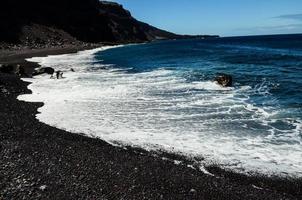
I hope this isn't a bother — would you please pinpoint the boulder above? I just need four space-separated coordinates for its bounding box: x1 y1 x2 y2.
214 74 232 87
33 67 55 76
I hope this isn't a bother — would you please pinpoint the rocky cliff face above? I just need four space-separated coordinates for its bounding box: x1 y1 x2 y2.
0 0 186 46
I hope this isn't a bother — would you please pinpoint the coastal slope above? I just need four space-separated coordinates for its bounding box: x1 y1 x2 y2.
0 0 217 48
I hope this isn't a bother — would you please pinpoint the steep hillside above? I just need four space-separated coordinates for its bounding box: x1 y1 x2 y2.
0 0 209 47
0 0 218 47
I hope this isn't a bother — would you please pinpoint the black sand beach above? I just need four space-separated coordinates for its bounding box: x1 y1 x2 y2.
0 47 302 199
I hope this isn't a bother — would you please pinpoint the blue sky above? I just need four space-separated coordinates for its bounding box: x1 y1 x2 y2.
106 0 302 36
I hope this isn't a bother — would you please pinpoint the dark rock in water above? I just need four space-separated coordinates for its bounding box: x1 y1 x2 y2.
214 74 233 87
70 68 75 72
33 67 55 76
43 67 55 75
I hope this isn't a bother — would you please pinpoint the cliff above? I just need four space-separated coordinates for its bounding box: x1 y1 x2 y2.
0 0 218 47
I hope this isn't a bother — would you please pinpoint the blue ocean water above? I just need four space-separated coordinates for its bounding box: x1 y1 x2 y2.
97 35 302 119
97 34 302 136
20 34 302 176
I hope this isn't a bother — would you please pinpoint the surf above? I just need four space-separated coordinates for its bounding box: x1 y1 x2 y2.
18 37 302 177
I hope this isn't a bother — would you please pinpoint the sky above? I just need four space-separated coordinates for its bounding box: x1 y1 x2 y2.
106 0 302 36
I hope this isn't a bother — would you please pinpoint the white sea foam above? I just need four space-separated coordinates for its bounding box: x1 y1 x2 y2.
18 46 302 177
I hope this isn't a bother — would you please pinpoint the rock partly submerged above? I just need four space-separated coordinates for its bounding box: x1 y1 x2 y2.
32 67 55 76
214 73 233 87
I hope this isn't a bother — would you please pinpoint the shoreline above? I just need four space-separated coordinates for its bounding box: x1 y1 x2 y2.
0 44 104 74
1 46 302 199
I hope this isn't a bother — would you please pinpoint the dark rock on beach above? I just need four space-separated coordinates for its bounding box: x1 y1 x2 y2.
0 64 29 77
0 64 17 74
32 67 55 76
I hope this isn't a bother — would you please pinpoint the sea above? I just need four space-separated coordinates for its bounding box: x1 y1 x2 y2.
19 34 302 177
